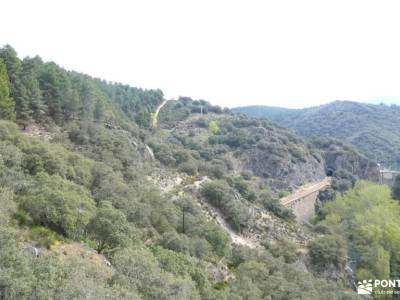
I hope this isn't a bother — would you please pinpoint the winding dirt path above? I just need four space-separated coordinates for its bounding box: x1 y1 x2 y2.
201 200 258 248
191 177 259 248
152 100 169 128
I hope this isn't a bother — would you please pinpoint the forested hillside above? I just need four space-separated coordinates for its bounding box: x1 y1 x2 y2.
0 46 382 299
0 45 163 128
234 101 400 169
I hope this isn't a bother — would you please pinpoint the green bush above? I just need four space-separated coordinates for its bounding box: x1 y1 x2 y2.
28 226 60 248
20 173 96 238
86 201 133 253
261 194 295 221
14 210 30 226
265 238 299 263
201 180 230 207
178 160 198 175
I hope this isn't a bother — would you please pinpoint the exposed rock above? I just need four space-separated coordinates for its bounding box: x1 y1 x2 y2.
323 145 380 182
242 148 326 190
206 261 234 282
24 243 39 257
145 144 155 160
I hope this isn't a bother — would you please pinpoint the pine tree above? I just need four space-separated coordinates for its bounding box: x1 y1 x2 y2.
0 59 16 120
62 88 80 120
79 80 96 120
38 63 63 124
94 99 105 121
0 45 21 93
20 57 46 124
14 81 32 128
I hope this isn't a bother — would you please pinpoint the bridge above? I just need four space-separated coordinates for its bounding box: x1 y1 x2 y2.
281 177 332 221
379 169 400 186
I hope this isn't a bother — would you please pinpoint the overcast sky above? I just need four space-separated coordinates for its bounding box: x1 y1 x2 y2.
1 0 400 108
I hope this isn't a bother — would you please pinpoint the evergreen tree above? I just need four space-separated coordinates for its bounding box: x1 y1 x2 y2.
38 63 63 124
61 84 80 121
79 80 96 119
94 99 105 121
14 81 32 128
0 60 15 120
20 57 46 124
0 45 167 127
0 45 21 93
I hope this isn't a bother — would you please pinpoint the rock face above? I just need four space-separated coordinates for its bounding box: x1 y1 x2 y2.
242 148 326 190
24 244 39 257
323 145 380 182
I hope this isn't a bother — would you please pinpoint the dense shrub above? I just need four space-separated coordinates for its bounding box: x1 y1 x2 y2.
87 201 133 253
260 193 295 221
201 180 251 231
309 235 347 270
28 226 60 248
178 160 198 175
20 173 96 238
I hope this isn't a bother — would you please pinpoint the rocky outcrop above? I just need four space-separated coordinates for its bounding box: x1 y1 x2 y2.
241 148 326 191
323 145 380 182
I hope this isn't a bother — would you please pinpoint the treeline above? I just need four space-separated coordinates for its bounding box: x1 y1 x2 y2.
0 45 163 127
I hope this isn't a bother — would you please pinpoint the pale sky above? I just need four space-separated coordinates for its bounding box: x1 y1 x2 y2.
1 0 400 108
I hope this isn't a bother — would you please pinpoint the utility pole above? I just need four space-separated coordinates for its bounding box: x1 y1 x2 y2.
182 203 188 234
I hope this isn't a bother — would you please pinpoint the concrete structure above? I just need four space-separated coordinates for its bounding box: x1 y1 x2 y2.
281 177 332 221
379 170 400 186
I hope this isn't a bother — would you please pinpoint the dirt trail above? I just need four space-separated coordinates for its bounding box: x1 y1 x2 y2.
190 177 259 248
145 144 155 160
152 100 169 128
280 177 332 206
202 200 258 248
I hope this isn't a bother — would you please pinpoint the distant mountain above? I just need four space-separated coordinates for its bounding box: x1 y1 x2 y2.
366 97 400 106
232 105 303 119
234 101 400 169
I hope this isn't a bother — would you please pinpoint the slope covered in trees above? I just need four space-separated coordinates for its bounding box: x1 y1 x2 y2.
0 119 360 299
0 46 379 299
0 45 163 128
234 101 400 169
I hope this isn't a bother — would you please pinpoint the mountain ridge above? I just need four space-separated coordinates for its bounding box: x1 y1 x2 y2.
234 100 400 169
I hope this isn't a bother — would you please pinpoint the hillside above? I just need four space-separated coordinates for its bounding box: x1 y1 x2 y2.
0 47 379 299
234 101 400 169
